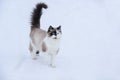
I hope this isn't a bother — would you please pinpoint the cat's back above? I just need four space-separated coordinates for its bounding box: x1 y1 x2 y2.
30 28 47 41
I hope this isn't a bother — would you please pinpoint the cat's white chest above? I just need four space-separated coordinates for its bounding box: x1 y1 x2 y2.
44 37 60 54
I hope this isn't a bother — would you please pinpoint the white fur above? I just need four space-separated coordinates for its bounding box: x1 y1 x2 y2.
30 33 61 68
43 36 61 67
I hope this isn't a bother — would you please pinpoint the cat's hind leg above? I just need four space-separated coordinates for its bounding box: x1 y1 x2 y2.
29 41 39 60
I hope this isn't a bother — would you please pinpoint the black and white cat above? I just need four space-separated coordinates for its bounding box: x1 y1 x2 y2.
29 3 62 67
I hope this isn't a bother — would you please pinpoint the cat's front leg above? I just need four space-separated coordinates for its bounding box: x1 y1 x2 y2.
50 54 56 68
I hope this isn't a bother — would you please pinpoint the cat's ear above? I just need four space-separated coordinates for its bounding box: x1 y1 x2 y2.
49 25 54 29
57 25 61 30
48 25 54 32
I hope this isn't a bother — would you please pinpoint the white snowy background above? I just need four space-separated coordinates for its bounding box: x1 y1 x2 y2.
0 0 120 80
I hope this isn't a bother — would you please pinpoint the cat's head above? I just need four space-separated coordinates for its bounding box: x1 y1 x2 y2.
47 25 62 39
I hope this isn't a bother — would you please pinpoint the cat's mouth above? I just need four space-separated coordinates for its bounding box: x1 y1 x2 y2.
53 37 61 40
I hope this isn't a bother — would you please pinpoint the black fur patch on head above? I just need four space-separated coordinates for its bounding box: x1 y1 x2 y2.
47 25 62 37
47 26 56 37
50 31 57 36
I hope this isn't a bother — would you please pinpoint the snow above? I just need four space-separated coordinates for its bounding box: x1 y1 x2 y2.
0 0 120 80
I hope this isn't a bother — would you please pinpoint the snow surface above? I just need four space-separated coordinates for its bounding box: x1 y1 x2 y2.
0 0 120 80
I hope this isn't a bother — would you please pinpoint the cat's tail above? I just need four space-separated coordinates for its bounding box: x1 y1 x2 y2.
31 3 47 29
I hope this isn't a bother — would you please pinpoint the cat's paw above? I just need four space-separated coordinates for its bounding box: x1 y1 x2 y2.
32 57 37 60
50 64 56 68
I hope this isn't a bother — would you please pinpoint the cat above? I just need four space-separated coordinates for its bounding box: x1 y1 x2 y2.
29 3 62 68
